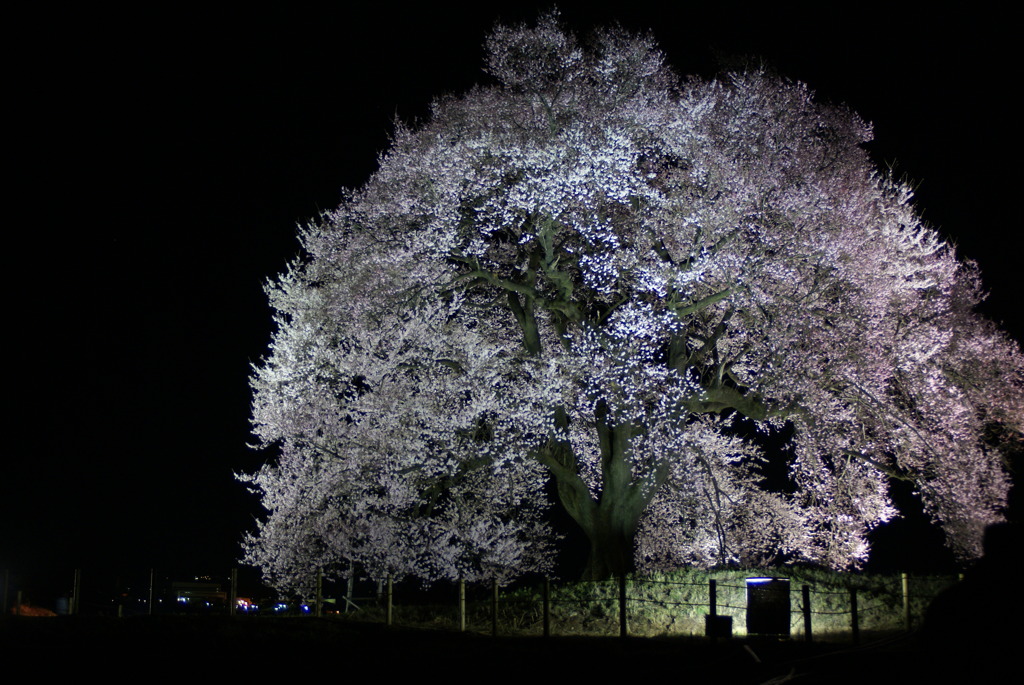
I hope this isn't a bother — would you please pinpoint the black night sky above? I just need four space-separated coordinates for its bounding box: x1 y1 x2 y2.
5 4 1019 592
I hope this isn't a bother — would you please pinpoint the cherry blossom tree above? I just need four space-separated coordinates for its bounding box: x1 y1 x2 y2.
242 13 1023 587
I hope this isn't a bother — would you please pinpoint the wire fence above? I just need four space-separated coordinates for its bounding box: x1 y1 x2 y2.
1 565 961 643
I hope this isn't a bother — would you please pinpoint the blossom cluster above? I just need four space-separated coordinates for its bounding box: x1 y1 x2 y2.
243 13 1021 588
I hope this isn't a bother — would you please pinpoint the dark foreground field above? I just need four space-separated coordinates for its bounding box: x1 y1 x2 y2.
0 616 1010 683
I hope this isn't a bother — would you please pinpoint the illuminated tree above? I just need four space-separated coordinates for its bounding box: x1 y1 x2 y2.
242 14 1022 586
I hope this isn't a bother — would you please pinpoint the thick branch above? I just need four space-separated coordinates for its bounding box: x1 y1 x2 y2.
670 288 733 318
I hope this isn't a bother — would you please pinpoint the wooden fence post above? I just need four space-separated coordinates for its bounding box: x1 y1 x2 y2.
458 579 466 632
148 568 155 616
346 562 355 613
618 574 628 638
72 569 81 616
542 577 550 638
491 578 499 637
230 568 238 616
386 577 393 627
315 568 323 617
849 587 859 644
902 572 911 632
706 578 719 641
802 585 812 642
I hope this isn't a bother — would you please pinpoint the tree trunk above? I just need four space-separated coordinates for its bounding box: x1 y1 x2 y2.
580 507 641 581
551 404 664 580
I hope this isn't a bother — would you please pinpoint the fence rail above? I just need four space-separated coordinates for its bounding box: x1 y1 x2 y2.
2 565 960 643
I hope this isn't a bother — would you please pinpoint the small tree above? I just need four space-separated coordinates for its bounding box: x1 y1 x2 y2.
242 13 1022 586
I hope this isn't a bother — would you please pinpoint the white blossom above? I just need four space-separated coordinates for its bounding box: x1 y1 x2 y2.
242 16 1022 587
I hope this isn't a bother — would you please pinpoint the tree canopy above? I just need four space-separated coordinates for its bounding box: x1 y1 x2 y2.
241 14 1023 590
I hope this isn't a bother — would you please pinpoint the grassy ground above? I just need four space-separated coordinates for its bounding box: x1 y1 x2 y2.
0 614 1003 683
3 569 998 681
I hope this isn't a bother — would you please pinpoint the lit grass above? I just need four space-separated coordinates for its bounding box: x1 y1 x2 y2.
325 568 958 638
